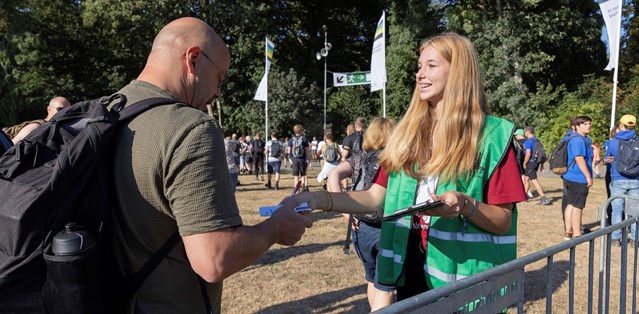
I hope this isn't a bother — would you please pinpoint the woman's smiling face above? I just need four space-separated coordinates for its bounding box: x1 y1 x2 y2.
416 45 450 108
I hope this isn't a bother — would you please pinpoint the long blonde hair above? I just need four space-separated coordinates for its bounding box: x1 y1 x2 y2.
363 117 395 151
379 33 489 183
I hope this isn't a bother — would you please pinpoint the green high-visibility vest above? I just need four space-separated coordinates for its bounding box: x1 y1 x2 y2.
378 116 518 289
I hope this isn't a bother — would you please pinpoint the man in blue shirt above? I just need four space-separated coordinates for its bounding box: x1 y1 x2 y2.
523 126 551 205
563 116 593 240
605 114 638 246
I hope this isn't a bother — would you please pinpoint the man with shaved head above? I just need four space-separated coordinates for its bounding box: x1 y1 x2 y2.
6 96 71 143
108 17 312 312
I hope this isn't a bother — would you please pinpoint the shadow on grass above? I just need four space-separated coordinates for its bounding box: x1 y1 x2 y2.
254 284 369 314
524 260 570 302
249 240 346 268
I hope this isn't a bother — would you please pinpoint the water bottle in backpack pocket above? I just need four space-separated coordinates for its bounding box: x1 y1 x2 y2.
42 223 116 313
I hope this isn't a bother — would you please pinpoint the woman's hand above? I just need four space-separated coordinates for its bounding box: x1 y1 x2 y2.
429 192 469 218
431 192 513 234
281 191 332 212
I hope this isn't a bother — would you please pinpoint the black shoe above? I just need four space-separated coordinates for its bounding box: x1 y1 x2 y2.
265 183 272 189
538 197 550 206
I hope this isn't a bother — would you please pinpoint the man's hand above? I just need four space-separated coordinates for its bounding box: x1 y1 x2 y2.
270 202 313 245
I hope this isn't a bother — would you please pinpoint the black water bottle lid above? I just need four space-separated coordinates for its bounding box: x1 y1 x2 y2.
51 222 96 256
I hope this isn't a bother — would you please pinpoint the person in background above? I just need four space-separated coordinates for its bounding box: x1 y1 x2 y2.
107 17 311 312
282 136 291 168
522 126 550 205
562 116 593 240
605 114 638 246
244 135 253 174
592 142 602 179
311 136 319 162
341 117 367 162
251 132 266 181
326 117 396 311
287 124 310 192
316 129 341 190
264 132 283 190
316 136 326 168
287 32 525 302
5 96 71 144
224 135 239 192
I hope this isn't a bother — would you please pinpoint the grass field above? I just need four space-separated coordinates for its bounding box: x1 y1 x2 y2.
221 163 634 313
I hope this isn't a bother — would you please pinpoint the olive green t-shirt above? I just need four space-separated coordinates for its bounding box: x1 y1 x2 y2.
110 80 242 313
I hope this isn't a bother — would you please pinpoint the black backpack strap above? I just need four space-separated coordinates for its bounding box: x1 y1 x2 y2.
111 96 183 122
197 276 213 313
124 231 180 298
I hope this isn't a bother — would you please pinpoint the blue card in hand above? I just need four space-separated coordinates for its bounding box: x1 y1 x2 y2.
259 202 312 216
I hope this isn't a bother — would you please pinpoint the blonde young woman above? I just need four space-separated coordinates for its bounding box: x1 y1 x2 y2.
287 33 526 302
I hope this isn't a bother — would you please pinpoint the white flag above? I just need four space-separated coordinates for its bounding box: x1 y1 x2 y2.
599 0 622 71
254 38 275 101
370 12 386 92
254 74 268 101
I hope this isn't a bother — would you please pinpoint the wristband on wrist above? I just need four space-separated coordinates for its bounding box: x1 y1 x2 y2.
322 190 333 212
460 197 477 235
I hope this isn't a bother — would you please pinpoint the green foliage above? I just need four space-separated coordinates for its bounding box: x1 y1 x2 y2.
327 85 379 141
0 0 638 142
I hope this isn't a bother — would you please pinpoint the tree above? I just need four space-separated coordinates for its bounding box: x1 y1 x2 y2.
385 0 442 120
245 67 322 138
443 0 607 128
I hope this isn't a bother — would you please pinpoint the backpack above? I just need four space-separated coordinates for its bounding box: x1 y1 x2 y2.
512 139 525 174
351 132 363 155
269 140 281 158
533 140 547 164
229 140 239 158
617 137 639 178
324 143 339 163
549 137 576 175
252 139 265 153
353 150 383 224
2 119 46 139
292 136 305 158
0 95 183 313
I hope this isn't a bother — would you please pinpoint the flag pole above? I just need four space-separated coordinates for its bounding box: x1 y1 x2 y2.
264 37 269 139
609 0 622 130
383 83 386 117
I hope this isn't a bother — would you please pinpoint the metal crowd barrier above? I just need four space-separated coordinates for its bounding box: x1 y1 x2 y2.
374 195 639 314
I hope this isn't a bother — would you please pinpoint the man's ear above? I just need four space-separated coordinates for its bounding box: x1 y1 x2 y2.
185 46 201 73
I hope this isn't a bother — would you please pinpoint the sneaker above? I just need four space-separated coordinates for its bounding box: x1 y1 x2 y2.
563 232 572 241
527 191 534 198
538 197 550 206
274 182 279 190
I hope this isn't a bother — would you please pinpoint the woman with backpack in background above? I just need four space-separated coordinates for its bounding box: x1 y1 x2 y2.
286 32 526 304
326 117 396 311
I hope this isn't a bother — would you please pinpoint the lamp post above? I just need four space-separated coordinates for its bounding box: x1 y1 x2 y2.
316 25 331 131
